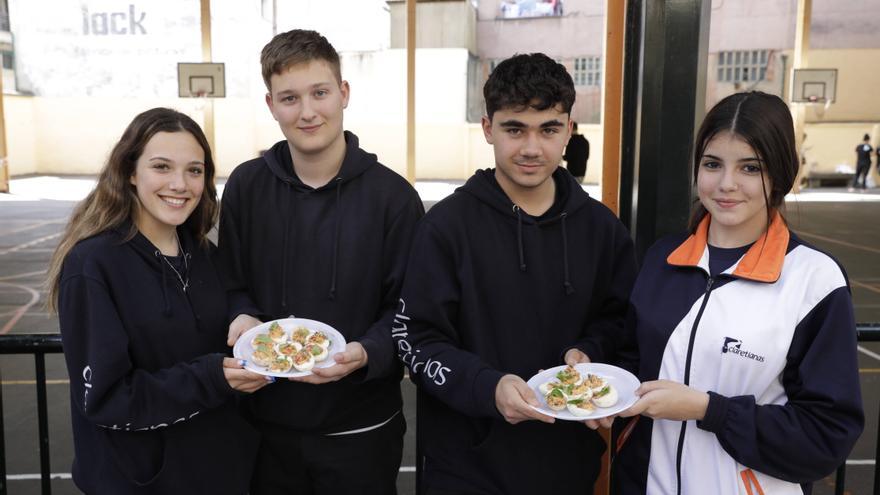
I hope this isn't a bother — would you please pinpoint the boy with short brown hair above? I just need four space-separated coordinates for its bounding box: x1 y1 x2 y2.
218 29 423 494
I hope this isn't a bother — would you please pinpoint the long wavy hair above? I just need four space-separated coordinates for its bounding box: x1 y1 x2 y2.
688 91 799 232
46 108 218 312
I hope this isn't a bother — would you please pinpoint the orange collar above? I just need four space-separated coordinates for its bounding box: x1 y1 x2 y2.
667 212 789 283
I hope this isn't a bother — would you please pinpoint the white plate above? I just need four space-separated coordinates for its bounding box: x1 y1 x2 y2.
232 318 347 378
526 363 640 421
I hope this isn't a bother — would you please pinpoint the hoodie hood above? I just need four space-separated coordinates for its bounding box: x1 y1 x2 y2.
459 167 589 294
261 131 380 304
263 130 377 190
458 167 590 221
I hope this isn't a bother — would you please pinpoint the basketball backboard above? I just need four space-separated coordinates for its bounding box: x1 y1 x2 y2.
791 69 837 103
177 63 226 98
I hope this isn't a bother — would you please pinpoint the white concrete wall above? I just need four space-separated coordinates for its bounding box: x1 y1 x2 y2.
390 1 477 53
477 0 604 60
4 95 37 176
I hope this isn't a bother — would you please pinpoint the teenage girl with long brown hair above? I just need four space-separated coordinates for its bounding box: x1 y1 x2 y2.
48 108 269 494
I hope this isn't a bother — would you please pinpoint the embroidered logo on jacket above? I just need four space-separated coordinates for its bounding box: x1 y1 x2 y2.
721 337 765 363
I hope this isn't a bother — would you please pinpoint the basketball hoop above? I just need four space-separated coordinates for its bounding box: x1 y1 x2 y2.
193 90 209 111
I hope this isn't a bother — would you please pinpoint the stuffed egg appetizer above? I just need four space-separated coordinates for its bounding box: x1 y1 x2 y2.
268 322 286 343
251 346 276 367
292 349 315 372
276 341 302 357
566 397 596 416
251 333 274 349
555 365 583 386
268 356 293 373
566 380 593 400
545 388 567 411
307 331 331 349
539 380 563 396
591 385 619 408
584 373 608 394
306 343 329 362
291 327 311 346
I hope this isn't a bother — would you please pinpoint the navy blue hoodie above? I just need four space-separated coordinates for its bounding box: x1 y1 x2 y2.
58 225 258 494
394 168 638 494
217 131 424 433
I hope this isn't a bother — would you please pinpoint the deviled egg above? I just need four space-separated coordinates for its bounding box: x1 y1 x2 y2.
251 346 275 367
545 388 567 411
292 349 315 372
268 322 286 343
555 365 582 386
268 356 293 373
566 397 596 416
591 385 619 408
306 343 329 362
276 341 302 357
307 331 331 349
251 333 274 349
291 327 311 346
539 380 563 396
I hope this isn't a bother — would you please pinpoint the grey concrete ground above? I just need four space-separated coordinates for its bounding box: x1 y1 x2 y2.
0 179 878 494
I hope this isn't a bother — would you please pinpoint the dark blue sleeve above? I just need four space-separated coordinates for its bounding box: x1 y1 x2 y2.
394 221 505 419
59 272 234 430
358 191 425 381
697 287 864 482
216 171 263 322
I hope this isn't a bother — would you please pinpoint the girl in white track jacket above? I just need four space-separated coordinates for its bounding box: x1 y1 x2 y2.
614 92 864 495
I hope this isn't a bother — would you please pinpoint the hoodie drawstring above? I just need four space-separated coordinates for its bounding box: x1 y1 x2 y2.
513 205 526 272
560 212 574 295
328 177 343 300
514 206 575 295
281 183 294 309
155 250 172 316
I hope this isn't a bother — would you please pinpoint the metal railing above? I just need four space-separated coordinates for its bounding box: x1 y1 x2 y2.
1 326 879 495
0 333 62 495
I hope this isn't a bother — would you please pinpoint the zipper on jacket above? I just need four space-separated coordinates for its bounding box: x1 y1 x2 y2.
675 275 714 495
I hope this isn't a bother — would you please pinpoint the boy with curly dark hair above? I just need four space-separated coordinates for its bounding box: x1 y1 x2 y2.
394 53 638 494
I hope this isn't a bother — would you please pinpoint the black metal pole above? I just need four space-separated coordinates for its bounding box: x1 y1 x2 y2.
834 464 846 495
874 399 879 495
0 364 6 495
622 0 712 260
34 353 51 494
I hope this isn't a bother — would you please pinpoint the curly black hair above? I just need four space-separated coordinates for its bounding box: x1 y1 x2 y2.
483 53 576 120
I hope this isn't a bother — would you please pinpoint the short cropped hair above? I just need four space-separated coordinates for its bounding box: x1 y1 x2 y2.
260 29 342 91
483 53 576 120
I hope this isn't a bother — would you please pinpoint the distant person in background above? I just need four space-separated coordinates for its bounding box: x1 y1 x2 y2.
564 121 589 183
851 133 873 190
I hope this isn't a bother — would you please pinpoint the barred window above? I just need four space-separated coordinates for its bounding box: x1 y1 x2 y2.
717 50 768 83
573 57 601 87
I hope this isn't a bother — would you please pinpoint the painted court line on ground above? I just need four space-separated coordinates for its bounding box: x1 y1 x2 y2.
797 230 880 255
0 232 63 256
0 270 47 282
859 346 880 362
0 282 40 334
852 280 880 294
0 218 67 237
